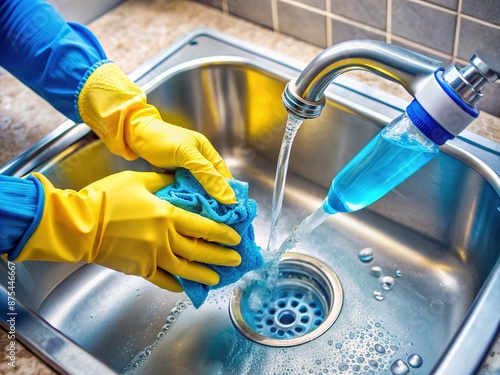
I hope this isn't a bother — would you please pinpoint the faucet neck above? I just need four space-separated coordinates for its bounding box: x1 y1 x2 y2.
283 40 443 120
283 39 499 144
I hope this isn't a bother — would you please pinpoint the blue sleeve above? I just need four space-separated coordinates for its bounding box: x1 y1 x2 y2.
0 0 111 123
0 175 44 260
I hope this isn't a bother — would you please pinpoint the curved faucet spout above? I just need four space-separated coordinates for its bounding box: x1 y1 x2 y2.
282 39 443 119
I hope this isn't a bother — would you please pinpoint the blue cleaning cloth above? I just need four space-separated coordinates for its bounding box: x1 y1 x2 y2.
155 168 263 308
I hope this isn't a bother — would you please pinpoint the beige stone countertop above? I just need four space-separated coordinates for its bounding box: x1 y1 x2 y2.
1 0 499 374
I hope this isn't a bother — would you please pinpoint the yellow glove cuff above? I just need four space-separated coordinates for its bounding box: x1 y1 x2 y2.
78 63 150 160
14 173 99 263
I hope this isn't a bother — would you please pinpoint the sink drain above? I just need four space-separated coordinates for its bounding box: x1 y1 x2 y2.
229 253 343 347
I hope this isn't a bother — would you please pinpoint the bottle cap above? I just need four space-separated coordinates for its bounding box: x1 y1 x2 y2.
414 51 499 140
406 99 453 145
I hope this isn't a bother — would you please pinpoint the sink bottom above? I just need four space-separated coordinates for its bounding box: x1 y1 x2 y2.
113 157 474 374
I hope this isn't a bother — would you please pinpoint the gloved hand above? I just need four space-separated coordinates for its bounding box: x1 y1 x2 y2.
14 171 242 292
78 63 237 205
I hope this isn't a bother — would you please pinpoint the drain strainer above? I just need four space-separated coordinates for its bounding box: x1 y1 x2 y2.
230 253 343 347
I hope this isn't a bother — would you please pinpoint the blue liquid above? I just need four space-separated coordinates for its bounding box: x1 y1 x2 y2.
324 115 439 214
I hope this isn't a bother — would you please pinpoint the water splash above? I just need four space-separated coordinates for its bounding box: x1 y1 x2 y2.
122 300 191 374
247 206 331 310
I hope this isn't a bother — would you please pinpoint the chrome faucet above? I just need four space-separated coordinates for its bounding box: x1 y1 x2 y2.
282 39 498 120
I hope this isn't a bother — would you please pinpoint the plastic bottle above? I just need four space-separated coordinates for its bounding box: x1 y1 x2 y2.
323 52 498 215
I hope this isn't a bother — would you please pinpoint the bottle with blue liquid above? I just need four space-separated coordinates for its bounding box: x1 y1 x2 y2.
323 52 499 215
276 52 498 263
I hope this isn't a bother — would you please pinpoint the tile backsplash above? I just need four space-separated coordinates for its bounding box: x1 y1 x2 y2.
195 0 500 117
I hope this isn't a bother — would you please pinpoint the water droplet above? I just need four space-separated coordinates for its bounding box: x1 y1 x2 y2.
373 291 385 301
338 363 349 371
390 359 409 375
395 270 402 277
357 356 365 363
368 360 379 369
335 343 343 349
408 354 423 368
381 276 395 290
352 365 361 371
374 344 386 354
171 308 181 317
370 266 382 277
358 247 374 262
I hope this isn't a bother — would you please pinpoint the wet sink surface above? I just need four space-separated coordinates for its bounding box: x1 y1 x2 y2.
1 29 499 374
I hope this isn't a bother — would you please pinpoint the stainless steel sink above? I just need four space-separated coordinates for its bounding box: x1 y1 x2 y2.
1 28 499 375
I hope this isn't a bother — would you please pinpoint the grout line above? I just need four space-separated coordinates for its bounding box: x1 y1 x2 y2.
386 0 392 43
279 0 387 37
328 12 388 37
403 0 500 30
221 0 228 14
407 0 457 15
278 0 328 15
272 0 279 32
325 0 332 46
452 0 462 61
391 35 452 60
455 57 469 65
265 0 485 64
460 13 500 30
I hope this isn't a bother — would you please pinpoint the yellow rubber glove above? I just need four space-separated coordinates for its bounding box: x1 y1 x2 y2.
78 63 236 205
14 171 242 292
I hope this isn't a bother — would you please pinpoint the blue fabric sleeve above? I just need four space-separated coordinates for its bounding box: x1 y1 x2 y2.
0 175 45 260
0 0 110 123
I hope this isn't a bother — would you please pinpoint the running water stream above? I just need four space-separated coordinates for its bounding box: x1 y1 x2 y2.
245 114 334 310
266 113 303 253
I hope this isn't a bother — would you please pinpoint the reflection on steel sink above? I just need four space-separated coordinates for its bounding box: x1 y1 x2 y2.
1 28 499 375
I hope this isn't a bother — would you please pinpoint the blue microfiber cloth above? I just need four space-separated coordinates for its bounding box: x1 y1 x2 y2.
155 168 263 308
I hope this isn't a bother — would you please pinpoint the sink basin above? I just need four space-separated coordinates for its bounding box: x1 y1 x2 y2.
1 28 499 375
